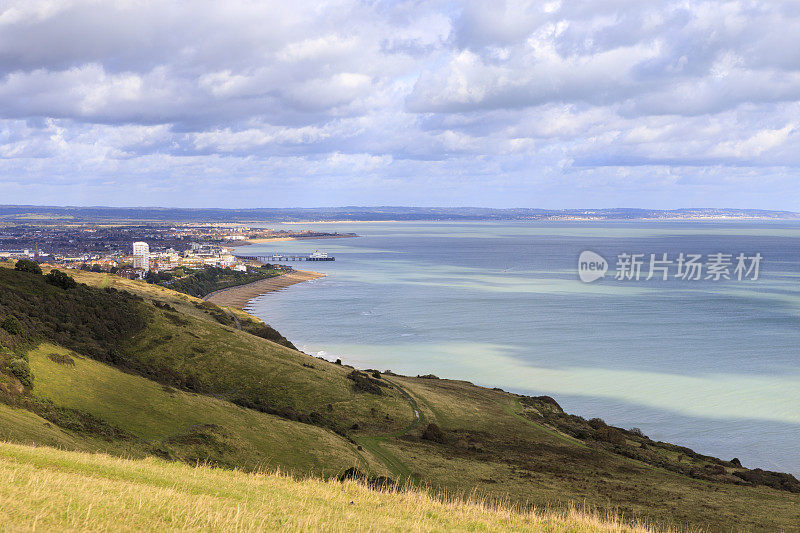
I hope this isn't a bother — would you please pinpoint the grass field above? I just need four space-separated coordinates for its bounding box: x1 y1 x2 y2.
0 442 656 532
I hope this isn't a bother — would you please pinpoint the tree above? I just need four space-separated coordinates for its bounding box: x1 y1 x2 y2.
9 358 33 388
44 269 78 290
14 259 42 275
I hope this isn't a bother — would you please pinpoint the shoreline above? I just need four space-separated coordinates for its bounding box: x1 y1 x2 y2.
239 234 357 245
204 270 325 308
198 259 798 480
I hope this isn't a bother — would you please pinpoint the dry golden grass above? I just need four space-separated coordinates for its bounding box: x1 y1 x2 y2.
0 441 661 532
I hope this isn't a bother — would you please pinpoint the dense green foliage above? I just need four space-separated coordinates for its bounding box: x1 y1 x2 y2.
1 316 22 335
44 269 78 290
0 268 148 361
239 315 297 350
9 358 32 387
14 259 42 275
164 266 281 298
144 270 173 284
347 370 387 395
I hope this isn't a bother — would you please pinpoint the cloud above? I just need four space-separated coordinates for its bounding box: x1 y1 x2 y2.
0 1 800 208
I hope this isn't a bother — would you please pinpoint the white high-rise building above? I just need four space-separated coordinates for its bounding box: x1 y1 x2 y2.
132 241 150 270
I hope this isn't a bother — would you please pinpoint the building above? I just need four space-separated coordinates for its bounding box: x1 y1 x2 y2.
132 241 150 270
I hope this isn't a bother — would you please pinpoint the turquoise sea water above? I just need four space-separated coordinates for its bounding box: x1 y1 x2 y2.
242 221 800 475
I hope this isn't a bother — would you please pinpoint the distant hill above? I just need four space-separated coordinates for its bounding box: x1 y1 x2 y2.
0 205 798 222
1 264 798 531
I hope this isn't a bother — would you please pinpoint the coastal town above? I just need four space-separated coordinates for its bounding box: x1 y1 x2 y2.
0 222 350 279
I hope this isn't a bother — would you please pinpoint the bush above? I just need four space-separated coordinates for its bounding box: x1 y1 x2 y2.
48 352 75 366
346 370 385 395
44 269 78 290
421 423 447 443
593 426 627 446
1 316 22 335
733 468 800 493
241 320 296 350
337 467 395 490
587 417 607 429
9 358 33 388
15 259 42 275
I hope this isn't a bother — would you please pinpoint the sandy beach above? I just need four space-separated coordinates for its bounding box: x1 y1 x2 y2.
204 270 325 308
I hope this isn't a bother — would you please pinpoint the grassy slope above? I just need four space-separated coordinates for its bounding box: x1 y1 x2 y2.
1 266 798 531
0 402 124 455
28 343 382 476
385 376 800 532
0 442 653 532
69 270 413 435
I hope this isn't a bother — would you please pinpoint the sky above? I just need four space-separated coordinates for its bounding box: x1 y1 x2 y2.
1 0 799 210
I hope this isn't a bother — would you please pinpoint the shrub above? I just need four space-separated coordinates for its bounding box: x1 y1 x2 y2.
14 259 42 275
9 358 33 388
337 467 396 490
629 427 646 438
594 426 627 446
421 423 447 443
1 316 23 335
534 395 562 411
153 301 177 312
733 468 800 493
587 417 607 429
346 370 385 395
44 269 78 290
47 352 75 366
241 320 296 349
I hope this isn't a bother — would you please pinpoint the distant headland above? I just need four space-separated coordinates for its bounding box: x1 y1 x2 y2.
1 205 799 223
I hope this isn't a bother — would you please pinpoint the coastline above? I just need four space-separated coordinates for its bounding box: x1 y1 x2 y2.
240 234 356 245
204 270 325 308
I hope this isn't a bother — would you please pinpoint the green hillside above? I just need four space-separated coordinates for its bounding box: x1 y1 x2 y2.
28 343 381 475
1 263 798 531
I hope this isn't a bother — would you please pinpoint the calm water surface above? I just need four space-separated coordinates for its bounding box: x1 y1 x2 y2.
242 221 800 474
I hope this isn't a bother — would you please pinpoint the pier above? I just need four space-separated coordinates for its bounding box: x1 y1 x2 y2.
237 251 335 262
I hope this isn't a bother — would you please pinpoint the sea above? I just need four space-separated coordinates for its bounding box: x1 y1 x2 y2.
240 221 800 475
